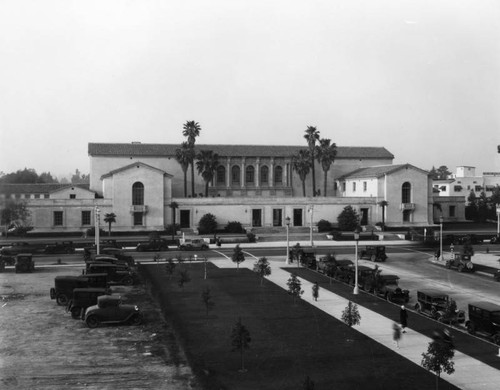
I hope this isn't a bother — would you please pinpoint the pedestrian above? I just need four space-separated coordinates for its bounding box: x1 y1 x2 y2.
392 322 401 348
312 282 319 301
216 237 222 247
400 305 408 333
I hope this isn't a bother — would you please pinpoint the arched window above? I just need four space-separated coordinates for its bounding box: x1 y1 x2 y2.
260 165 269 186
216 165 226 185
246 165 255 184
132 182 144 205
231 165 240 185
402 182 411 203
274 166 283 185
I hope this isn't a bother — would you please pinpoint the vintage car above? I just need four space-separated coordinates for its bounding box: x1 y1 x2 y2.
50 273 109 305
66 287 110 319
345 265 377 290
373 274 410 304
316 254 337 274
178 238 209 251
136 239 169 252
84 263 138 286
331 259 355 281
85 255 131 270
298 250 316 269
445 253 474 273
100 239 123 249
0 242 33 256
15 253 35 273
98 247 135 266
44 241 76 254
84 295 142 328
359 246 388 262
465 301 500 345
414 290 465 324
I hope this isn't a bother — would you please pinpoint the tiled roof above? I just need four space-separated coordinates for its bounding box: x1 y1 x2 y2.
0 183 91 194
338 164 429 180
88 143 394 160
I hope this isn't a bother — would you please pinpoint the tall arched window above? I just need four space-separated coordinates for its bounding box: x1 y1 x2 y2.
274 166 283 185
402 182 411 203
231 165 240 185
246 165 255 184
216 165 226 185
132 182 144 205
260 166 269 186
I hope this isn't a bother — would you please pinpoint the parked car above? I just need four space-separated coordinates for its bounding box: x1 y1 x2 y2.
331 259 355 281
15 253 35 273
465 301 500 345
345 265 377 290
44 241 76 254
373 274 410 304
359 245 387 262
1 242 33 256
316 254 337 274
98 247 135 266
50 273 109 305
445 253 474 273
66 287 110 319
136 239 169 252
100 239 123 249
84 263 138 286
178 238 209 251
490 235 500 244
85 254 131 269
84 295 142 328
414 290 465 324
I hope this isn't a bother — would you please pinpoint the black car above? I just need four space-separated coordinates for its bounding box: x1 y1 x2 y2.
359 246 387 262
44 241 76 254
466 301 500 345
136 239 169 252
85 263 138 286
67 287 110 319
15 253 35 273
1 242 33 256
50 273 109 306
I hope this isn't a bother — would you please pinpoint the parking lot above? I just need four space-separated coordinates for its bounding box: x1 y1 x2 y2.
0 264 197 390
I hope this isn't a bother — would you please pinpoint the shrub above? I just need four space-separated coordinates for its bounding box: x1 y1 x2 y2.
337 206 360 231
86 227 106 237
246 232 256 243
225 221 244 233
317 219 332 232
198 213 218 235
164 223 180 235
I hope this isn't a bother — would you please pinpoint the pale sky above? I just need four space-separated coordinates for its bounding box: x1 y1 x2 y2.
1 0 499 179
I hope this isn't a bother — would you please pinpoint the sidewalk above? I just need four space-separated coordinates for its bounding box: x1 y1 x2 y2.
210 250 500 390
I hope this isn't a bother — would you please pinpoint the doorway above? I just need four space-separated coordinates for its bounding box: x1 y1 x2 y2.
293 209 303 226
252 209 262 227
180 210 190 228
272 209 283 227
360 208 368 226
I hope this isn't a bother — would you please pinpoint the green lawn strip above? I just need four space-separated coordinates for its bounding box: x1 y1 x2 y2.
291 267 500 370
141 263 459 390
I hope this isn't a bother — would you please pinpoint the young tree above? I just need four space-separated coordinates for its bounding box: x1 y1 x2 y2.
421 340 455 390
292 150 311 197
287 273 303 304
231 317 251 372
201 286 215 320
1 199 31 236
337 205 360 231
195 150 220 197
103 213 116 236
182 120 201 197
177 269 191 289
232 244 245 271
253 257 271 285
304 126 320 196
316 138 337 196
341 301 361 327
165 258 176 279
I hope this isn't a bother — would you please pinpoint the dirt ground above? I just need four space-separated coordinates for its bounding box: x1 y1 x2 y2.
0 263 199 390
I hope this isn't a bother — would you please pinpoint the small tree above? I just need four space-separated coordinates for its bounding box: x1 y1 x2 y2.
103 213 116 236
1 199 31 237
232 244 245 271
341 301 361 327
198 213 218 234
253 257 271 285
231 317 251 372
287 273 303 304
165 258 176 279
201 286 215 320
421 340 455 390
337 205 360 231
177 269 191 289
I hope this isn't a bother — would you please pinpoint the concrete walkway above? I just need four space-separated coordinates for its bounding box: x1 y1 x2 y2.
210 246 500 390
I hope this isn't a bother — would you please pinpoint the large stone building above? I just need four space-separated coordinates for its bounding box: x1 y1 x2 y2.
1 142 435 234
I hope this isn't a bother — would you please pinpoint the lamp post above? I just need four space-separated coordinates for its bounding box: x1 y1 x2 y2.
309 205 314 247
353 227 360 295
285 216 291 265
496 204 500 238
439 216 443 262
95 206 100 255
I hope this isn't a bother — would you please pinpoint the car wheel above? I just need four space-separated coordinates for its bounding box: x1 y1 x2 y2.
123 276 134 286
466 322 476 334
370 254 376 262
457 264 464 272
445 261 451 269
56 294 68 306
86 315 100 328
71 307 81 319
414 303 421 313
387 292 394 302
129 314 142 326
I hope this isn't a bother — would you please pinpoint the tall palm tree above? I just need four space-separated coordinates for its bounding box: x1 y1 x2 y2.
304 126 320 196
316 138 337 197
175 142 194 197
182 121 201 197
196 150 220 197
292 150 311 197
103 212 116 236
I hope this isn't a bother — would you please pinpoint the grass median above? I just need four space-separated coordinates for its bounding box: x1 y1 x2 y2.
141 261 458 390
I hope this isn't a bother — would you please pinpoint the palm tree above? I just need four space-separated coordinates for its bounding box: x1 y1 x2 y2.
182 121 201 197
292 150 311 197
378 200 388 231
169 202 178 240
195 150 220 197
304 126 320 196
103 213 116 236
316 138 337 196
175 142 194 197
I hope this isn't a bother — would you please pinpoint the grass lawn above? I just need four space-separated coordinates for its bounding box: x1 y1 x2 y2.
141 262 459 390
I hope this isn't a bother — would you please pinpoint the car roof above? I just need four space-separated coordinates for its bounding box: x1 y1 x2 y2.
98 295 121 303
73 287 108 293
379 274 399 280
469 301 500 312
417 289 448 297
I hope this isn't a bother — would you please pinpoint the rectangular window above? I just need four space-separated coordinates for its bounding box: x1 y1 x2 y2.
53 211 63 226
363 182 367 192
44 194 49 199
342 182 346 192
352 182 356 192
449 206 456 218
34 194 40 199
133 212 143 226
474 185 482 192
82 210 91 225
70 194 76 199
453 185 462 192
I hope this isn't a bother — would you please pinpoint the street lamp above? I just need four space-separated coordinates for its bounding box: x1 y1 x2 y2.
95 206 100 255
308 205 314 247
285 216 291 265
353 226 361 295
439 215 444 262
496 204 500 238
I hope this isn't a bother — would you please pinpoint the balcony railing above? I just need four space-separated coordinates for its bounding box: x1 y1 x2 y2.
400 203 415 211
130 205 148 214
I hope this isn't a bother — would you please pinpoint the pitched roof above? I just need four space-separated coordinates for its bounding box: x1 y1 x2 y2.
0 183 91 195
88 143 394 160
101 162 172 179
338 164 429 180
